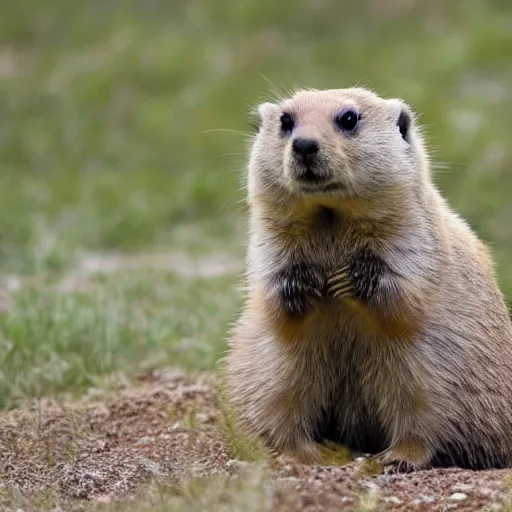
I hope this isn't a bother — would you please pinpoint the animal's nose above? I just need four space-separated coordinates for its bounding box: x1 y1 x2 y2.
292 138 319 157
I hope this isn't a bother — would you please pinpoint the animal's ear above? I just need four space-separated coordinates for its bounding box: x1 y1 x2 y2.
387 99 415 143
257 102 278 119
249 102 278 133
397 109 412 142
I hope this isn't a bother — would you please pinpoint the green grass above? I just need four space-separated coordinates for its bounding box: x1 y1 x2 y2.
0 0 512 406
0 271 240 408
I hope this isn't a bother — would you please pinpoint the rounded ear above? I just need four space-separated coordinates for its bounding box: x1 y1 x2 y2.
387 99 415 143
248 102 278 132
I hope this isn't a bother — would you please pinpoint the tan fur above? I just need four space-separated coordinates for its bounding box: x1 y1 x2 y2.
226 88 512 469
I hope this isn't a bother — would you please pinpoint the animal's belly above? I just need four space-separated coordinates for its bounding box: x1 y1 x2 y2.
313 396 387 454
311 348 390 455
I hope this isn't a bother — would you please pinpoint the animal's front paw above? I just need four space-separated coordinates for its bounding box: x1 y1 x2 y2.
326 265 354 299
273 263 324 317
327 248 388 302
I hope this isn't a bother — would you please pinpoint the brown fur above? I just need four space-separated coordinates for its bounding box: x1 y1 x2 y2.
225 87 512 470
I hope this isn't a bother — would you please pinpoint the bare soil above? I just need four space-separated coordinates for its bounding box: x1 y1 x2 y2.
0 370 510 511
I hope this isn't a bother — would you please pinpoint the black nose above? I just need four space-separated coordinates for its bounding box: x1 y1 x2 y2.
292 138 319 157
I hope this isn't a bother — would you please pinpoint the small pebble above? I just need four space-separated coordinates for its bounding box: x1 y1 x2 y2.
196 412 210 423
412 495 435 505
453 483 473 492
448 492 467 501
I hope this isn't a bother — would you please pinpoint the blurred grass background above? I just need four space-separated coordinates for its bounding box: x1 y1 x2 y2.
0 0 511 406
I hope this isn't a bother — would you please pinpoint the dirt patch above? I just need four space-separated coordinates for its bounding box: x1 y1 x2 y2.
0 249 242 297
0 371 511 510
57 250 243 292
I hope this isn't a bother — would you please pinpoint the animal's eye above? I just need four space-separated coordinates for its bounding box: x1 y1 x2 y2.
280 112 294 133
335 110 360 132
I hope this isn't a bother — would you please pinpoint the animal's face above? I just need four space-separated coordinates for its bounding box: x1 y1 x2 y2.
248 88 424 203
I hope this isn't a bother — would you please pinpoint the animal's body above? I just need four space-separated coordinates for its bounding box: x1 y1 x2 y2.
226 88 512 470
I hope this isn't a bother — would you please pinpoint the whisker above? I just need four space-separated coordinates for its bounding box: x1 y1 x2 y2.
197 128 251 137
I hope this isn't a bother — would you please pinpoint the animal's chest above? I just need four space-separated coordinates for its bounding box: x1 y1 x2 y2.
297 226 365 271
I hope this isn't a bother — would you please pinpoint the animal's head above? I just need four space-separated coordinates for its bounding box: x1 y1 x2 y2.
248 88 428 205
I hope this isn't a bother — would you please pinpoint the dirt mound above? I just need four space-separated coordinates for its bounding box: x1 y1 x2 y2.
0 371 510 510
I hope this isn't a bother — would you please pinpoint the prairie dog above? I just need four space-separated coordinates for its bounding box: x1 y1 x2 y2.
226 87 512 470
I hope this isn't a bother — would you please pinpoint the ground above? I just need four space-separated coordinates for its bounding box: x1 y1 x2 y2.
1 369 511 511
2 0 512 510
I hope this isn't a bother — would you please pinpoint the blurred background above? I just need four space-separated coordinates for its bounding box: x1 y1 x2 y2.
0 0 511 406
